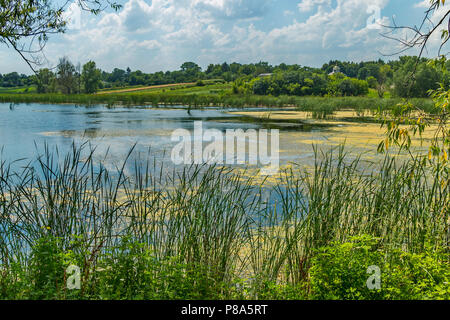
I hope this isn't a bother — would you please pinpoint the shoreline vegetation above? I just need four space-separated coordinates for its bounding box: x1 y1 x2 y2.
0 90 436 115
0 56 443 112
1 56 443 124
0 144 448 300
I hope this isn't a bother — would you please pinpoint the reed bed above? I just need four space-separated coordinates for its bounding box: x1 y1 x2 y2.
0 93 435 114
0 144 448 299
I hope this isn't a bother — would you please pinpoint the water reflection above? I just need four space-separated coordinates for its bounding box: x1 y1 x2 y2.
0 103 423 179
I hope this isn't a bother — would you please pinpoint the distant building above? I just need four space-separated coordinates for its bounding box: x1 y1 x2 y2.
328 65 345 76
258 73 273 78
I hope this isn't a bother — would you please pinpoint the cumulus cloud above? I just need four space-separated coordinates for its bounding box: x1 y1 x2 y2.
193 0 271 19
414 0 430 9
5 0 435 74
298 0 331 13
121 0 153 32
251 0 392 63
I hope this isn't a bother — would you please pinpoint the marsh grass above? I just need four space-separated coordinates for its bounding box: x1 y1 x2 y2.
0 143 448 299
0 91 435 116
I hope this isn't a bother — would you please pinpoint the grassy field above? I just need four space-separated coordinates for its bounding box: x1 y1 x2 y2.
0 144 448 300
0 86 36 94
97 82 197 94
367 88 392 99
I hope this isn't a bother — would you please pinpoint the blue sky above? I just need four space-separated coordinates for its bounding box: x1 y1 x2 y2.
0 0 444 74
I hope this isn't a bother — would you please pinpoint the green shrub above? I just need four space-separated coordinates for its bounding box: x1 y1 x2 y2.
28 235 81 299
383 245 450 300
310 235 450 300
310 235 385 300
0 261 28 299
196 80 205 87
253 281 308 300
95 237 157 299
94 237 225 300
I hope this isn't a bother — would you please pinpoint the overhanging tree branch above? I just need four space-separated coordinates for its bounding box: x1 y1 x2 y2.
0 0 122 75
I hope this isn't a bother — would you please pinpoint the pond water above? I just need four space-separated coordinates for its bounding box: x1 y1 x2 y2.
0 103 414 179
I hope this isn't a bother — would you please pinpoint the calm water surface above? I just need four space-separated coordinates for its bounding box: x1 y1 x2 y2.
0 103 384 177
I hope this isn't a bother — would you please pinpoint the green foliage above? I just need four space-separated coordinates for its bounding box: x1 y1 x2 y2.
93 236 233 300
383 245 450 300
367 76 378 89
380 57 449 162
310 236 386 300
310 236 450 300
0 145 448 300
56 57 78 94
235 69 368 97
0 72 30 87
6 55 450 100
29 235 67 299
17 234 84 300
95 237 179 300
195 79 206 87
82 61 101 94
0 260 29 299
334 77 369 96
36 68 56 93
376 65 393 98
393 56 441 98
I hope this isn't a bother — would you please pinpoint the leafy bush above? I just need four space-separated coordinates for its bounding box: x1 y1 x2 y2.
383 245 450 300
27 235 82 299
94 237 229 300
309 235 385 300
310 236 450 300
393 57 441 97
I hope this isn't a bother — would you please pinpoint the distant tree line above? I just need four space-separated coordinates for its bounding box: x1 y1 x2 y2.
0 56 448 97
0 72 33 87
32 57 102 94
233 69 369 97
234 56 449 98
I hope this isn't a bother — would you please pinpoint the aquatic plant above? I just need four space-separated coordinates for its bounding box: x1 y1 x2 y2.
0 144 448 299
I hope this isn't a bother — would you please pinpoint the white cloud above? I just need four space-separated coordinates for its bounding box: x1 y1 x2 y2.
258 0 392 62
1 0 411 74
193 0 271 19
414 0 430 9
298 0 331 13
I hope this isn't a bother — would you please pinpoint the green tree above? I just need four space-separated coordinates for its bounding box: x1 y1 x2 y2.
82 61 101 93
109 68 126 85
240 64 255 76
393 58 440 98
376 65 392 98
36 68 55 93
366 76 377 89
56 56 76 94
381 0 449 162
338 78 356 96
180 62 201 73
1 72 22 87
252 78 270 95
0 1 121 73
